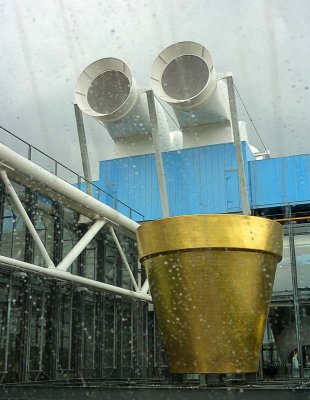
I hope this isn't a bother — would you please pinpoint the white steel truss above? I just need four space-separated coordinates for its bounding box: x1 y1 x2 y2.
0 143 151 302
0 169 56 269
57 219 107 272
109 226 140 292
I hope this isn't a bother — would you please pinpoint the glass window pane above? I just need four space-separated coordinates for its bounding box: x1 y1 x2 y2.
267 305 298 378
0 274 9 373
59 288 72 371
299 305 310 373
104 298 115 368
84 245 96 280
33 202 55 266
62 207 79 275
294 234 310 290
8 282 24 381
83 299 95 370
273 236 292 293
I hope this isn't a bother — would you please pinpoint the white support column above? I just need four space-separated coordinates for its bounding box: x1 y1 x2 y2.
57 219 106 271
146 90 170 218
0 169 55 269
0 255 152 302
109 226 139 292
141 279 149 294
74 104 93 197
225 75 251 216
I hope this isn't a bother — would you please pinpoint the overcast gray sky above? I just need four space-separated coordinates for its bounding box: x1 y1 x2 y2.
0 0 309 179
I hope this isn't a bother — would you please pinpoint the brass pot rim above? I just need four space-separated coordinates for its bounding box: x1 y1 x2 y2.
137 214 283 261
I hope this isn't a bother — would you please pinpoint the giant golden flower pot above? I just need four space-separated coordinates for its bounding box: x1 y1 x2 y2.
137 214 283 374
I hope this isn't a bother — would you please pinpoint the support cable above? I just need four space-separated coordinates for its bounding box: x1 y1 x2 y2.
233 84 268 153
153 93 181 130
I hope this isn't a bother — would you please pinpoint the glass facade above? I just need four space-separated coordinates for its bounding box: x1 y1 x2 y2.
0 181 309 383
0 181 165 383
262 222 310 379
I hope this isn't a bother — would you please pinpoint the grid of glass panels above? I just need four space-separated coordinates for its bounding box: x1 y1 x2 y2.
0 181 156 383
0 181 309 382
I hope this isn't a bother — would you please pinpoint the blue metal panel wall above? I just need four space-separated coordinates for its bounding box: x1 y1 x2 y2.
249 154 310 208
99 155 162 219
99 142 252 220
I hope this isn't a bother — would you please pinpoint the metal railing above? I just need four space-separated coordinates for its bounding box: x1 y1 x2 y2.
0 125 144 221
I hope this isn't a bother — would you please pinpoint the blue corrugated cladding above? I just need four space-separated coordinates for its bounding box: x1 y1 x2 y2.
99 142 253 221
249 154 310 208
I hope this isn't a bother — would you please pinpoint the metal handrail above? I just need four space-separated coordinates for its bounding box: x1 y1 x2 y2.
0 124 144 221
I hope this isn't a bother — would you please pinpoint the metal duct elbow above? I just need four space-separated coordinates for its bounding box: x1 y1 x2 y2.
150 41 230 129
75 58 151 140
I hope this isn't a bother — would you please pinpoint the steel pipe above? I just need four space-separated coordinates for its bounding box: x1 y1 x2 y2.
0 143 140 233
75 57 172 154
0 255 152 302
57 220 107 271
75 57 153 140
0 169 55 269
140 279 149 295
109 226 139 292
150 41 230 129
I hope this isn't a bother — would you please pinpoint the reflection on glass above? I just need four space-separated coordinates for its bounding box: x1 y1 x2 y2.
273 236 292 293
83 298 95 370
299 305 310 377
62 207 79 275
0 181 158 382
84 245 96 280
33 196 54 267
8 283 23 381
121 301 132 374
29 283 46 373
0 194 26 261
104 236 117 285
294 234 310 290
268 305 298 378
104 298 116 369
58 288 72 372
0 274 8 373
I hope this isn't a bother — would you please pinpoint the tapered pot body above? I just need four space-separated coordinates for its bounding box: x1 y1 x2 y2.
137 214 283 374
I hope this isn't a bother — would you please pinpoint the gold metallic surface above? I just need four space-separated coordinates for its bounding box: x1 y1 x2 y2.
138 214 283 261
137 214 283 374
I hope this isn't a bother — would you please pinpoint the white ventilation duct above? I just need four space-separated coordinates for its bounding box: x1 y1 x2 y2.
75 57 151 139
150 41 230 130
75 57 173 156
